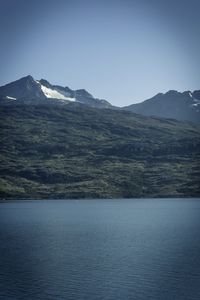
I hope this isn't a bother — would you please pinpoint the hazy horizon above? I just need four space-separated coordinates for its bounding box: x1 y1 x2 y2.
0 0 199 106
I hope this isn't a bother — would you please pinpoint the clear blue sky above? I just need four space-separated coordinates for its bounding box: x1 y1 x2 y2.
0 0 199 106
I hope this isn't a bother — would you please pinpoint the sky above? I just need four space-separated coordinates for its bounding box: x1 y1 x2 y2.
0 0 200 106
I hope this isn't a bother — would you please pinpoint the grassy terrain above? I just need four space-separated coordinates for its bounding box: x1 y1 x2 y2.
0 103 200 199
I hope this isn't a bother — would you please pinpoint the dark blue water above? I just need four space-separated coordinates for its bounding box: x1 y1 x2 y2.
0 199 200 300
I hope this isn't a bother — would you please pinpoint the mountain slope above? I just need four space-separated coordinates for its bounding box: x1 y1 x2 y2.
0 103 199 199
123 90 200 123
0 75 112 108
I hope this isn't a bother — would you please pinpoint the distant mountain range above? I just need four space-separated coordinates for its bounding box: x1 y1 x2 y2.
0 75 200 123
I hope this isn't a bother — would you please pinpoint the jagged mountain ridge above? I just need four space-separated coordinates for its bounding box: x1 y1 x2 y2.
0 76 200 122
0 75 112 109
123 90 200 123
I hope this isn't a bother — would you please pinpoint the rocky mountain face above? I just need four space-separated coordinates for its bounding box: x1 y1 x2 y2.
0 75 44 99
0 76 200 123
123 90 200 123
0 75 112 109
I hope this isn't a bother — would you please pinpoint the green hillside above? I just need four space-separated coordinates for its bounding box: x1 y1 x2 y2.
0 103 200 199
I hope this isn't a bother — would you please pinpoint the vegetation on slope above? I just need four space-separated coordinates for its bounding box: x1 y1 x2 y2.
0 103 200 199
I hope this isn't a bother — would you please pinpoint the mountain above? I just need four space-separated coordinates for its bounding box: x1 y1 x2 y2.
0 103 199 199
123 90 200 123
1 76 200 123
0 75 112 109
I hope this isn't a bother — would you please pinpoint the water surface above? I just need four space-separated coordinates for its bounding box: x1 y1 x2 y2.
0 198 200 300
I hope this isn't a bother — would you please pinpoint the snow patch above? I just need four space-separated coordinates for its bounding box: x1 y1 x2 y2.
6 96 16 100
37 82 75 101
41 84 74 100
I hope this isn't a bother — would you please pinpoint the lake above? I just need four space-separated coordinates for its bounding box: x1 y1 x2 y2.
0 199 200 300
